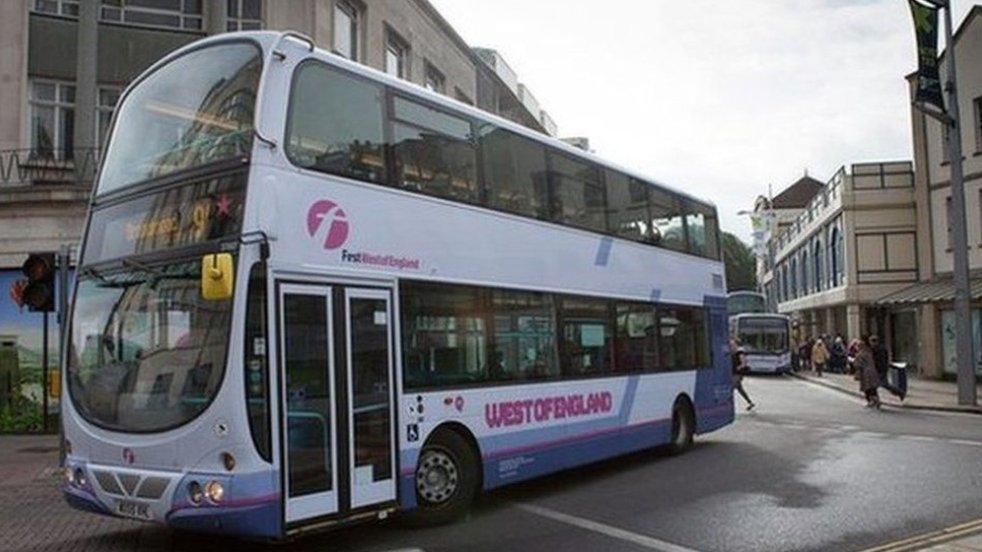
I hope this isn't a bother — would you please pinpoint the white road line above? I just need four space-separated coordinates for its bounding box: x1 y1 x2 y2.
898 435 938 443
515 503 699 552
948 439 982 446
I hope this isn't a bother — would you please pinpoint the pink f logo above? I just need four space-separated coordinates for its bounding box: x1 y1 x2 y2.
307 200 349 250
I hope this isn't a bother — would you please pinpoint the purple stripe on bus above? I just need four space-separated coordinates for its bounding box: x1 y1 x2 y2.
594 236 614 266
482 416 670 461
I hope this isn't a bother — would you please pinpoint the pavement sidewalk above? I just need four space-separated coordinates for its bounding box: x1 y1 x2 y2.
791 370 982 415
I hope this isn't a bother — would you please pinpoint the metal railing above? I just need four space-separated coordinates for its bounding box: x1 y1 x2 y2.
0 148 100 188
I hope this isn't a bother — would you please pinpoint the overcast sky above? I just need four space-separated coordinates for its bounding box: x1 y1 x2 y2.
429 0 975 242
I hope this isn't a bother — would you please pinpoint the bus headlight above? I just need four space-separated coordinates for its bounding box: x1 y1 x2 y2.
204 480 224 504
64 467 75 486
74 468 86 487
188 481 204 505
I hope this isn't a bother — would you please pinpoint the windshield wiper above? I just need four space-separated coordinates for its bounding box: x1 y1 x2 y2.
81 266 109 284
122 258 165 281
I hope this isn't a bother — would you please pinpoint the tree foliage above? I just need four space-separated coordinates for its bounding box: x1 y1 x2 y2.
722 232 757 292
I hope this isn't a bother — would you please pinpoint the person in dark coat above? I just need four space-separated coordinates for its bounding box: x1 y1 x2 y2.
829 335 847 373
730 339 755 411
870 335 905 400
856 336 880 408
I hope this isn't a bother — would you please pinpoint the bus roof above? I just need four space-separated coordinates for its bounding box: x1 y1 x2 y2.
154 31 718 211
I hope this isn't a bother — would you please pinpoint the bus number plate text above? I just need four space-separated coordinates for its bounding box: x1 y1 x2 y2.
116 499 152 520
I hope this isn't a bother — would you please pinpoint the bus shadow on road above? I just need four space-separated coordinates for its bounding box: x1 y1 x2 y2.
27 440 830 552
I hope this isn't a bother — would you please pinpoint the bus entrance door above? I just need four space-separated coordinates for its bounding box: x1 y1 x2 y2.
279 283 397 526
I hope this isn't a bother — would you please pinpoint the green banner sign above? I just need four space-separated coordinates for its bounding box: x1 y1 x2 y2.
909 0 945 111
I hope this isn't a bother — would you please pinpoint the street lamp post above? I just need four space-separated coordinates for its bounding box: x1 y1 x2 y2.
937 2 978 406
917 0 978 406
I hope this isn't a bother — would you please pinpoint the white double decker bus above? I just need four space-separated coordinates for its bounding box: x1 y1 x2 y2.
61 32 734 540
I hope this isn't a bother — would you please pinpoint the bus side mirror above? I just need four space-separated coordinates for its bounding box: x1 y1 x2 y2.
201 253 234 300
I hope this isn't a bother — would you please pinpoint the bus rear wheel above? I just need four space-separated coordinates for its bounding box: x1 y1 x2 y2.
669 399 695 454
413 430 479 525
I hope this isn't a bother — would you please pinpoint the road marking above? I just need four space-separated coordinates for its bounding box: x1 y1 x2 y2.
514 503 699 552
861 516 982 552
948 439 982 447
742 418 982 446
898 435 938 443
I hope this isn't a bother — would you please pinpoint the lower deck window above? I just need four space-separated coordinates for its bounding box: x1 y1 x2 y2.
401 280 713 390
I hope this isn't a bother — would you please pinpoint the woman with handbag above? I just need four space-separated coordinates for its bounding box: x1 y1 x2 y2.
855 336 881 409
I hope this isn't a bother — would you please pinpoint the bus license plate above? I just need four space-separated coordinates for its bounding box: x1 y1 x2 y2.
116 499 152 520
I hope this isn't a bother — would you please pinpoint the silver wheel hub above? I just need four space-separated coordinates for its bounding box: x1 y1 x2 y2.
416 449 458 504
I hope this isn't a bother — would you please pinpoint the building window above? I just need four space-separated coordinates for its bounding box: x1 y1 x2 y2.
96 86 122 148
424 62 445 94
454 87 473 106
384 29 408 79
801 249 812 295
790 258 797 298
946 196 953 249
333 0 359 60
942 123 951 163
29 79 75 160
814 240 823 291
974 96 982 153
101 0 203 31
227 0 262 31
34 0 79 16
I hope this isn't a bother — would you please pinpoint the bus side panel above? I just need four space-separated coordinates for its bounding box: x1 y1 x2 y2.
396 372 696 509
694 296 735 434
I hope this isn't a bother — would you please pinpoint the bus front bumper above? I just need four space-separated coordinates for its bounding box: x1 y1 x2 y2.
61 456 282 539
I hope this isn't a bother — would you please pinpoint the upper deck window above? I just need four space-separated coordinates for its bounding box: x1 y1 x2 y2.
97 42 262 195
286 63 387 184
284 62 720 261
390 96 479 203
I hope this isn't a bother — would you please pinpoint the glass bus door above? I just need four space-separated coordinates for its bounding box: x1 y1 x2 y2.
279 283 396 525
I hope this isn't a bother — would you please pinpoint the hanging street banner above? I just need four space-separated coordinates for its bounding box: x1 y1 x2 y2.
908 0 945 112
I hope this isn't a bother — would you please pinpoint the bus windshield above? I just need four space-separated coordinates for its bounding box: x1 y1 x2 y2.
727 293 766 315
737 318 789 354
67 259 233 433
97 42 262 195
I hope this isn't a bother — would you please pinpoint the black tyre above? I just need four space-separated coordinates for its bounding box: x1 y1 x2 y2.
412 429 479 525
668 398 695 455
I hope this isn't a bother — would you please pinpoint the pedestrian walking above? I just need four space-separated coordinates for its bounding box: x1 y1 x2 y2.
855 336 881 409
870 335 906 400
730 339 756 411
811 336 829 377
847 338 861 375
830 335 847 374
801 338 814 372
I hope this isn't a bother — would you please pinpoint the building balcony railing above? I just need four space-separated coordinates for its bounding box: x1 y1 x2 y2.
772 161 913 254
0 148 100 188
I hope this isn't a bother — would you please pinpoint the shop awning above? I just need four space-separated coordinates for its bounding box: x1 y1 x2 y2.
875 277 982 305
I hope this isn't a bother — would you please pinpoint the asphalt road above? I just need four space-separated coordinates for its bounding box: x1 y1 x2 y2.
5 376 982 552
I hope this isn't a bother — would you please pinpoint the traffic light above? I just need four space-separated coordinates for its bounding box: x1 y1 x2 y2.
21 253 56 312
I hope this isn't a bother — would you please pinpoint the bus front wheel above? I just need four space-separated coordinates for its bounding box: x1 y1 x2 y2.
669 398 695 454
413 429 479 524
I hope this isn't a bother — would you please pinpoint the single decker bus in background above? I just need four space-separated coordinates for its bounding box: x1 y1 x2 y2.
61 31 734 540
727 292 792 374
725 290 767 316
